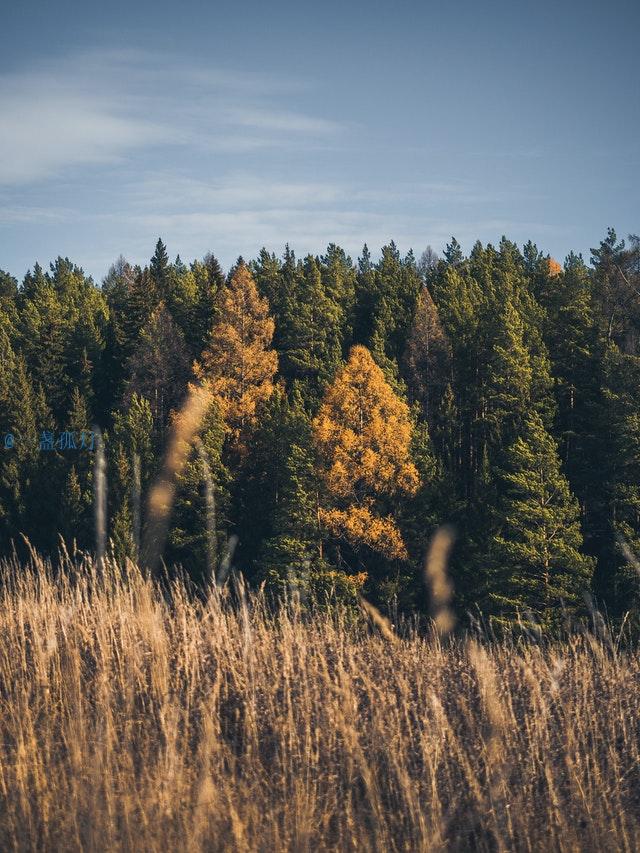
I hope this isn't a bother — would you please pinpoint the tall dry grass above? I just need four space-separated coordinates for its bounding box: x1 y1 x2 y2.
0 554 639 852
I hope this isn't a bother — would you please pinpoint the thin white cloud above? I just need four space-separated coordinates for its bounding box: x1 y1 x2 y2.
0 92 170 184
0 203 74 224
0 49 346 186
222 107 345 135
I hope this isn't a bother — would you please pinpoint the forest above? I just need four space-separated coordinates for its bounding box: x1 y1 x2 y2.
1 229 639 630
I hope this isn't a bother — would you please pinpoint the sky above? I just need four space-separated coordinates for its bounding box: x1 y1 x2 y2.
0 0 638 283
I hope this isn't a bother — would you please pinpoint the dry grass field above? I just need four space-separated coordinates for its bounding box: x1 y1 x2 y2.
0 553 639 852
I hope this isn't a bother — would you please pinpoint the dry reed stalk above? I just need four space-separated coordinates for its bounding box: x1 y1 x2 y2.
423 526 456 637
358 595 397 643
141 383 213 574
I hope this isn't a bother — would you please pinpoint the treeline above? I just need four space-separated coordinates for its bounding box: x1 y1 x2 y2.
1 230 639 627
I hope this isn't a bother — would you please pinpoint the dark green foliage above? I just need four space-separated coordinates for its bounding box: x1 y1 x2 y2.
189 253 225 357
3 227 640 629
166 400 230 585
125 303 190 445
237 387 321 579
486 411 594 626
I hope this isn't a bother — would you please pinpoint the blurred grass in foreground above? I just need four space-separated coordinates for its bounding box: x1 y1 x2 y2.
0 551 638 852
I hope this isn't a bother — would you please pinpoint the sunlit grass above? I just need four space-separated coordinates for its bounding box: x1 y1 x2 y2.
0 552 638 851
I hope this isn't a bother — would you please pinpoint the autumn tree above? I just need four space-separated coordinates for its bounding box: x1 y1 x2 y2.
313 345 419 569
196 262 278 447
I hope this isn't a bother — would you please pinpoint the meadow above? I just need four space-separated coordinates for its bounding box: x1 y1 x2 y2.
0 551 638 852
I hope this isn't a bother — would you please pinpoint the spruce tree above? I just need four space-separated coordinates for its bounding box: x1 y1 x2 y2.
150 238 170 297
487 411 594 626
167 398 230 585
108 394 155 561
278 254 343 394
402 286 452 424
189 253 225 357
485 300 533 446
125 303 190 444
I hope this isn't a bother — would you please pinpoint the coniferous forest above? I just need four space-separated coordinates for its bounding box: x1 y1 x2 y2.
1 229 639 630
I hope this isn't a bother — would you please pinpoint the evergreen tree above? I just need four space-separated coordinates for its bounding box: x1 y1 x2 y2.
167 398 230 585
402 286 452 424
237 387 319 579
487 411 594 626
277 254 343 394
443 237 464 266
0 345 43 548
590 229 640 351
189 253 225 357
150 238 170 297
485 300 533 446
125 303 190 444
57 387 94 548
108 393 155 561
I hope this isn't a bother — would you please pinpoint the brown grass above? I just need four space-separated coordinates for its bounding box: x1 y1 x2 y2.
0 555 639 852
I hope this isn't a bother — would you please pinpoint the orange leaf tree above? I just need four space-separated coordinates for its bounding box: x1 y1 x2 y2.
312 344 419 563
195 262 278 447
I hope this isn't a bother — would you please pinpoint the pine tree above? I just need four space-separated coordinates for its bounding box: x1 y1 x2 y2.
321 243 356 349
612 407 640 608
255 388 363 604
0 270 18 331
125 303 190 444
251 248 283 316
16 272 67 421
369 243 423 375
108 393 155 561
162 258 198 342
487 411 594 626
167 398 229 585
402 286 452 423
0 345 42 547
278 254 343 393
150 238 170 297
485 300 533 446
237 387 317 576
189 253 225 357
443 237 464 266
57 387 94 548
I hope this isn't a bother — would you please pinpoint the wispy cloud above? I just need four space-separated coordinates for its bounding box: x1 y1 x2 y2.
222 107 346 135
0 49 346 186
0 203 74 225
0 46 558 280
87 171 552 270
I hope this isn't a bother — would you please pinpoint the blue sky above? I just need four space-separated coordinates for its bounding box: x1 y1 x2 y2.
1 0 638 282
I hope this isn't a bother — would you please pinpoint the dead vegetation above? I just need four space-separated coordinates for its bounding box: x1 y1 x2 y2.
0 553 638 852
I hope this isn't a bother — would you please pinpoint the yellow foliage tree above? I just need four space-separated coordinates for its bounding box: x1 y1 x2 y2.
313 344 419 560
547 258 563 277
195 263 278 445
